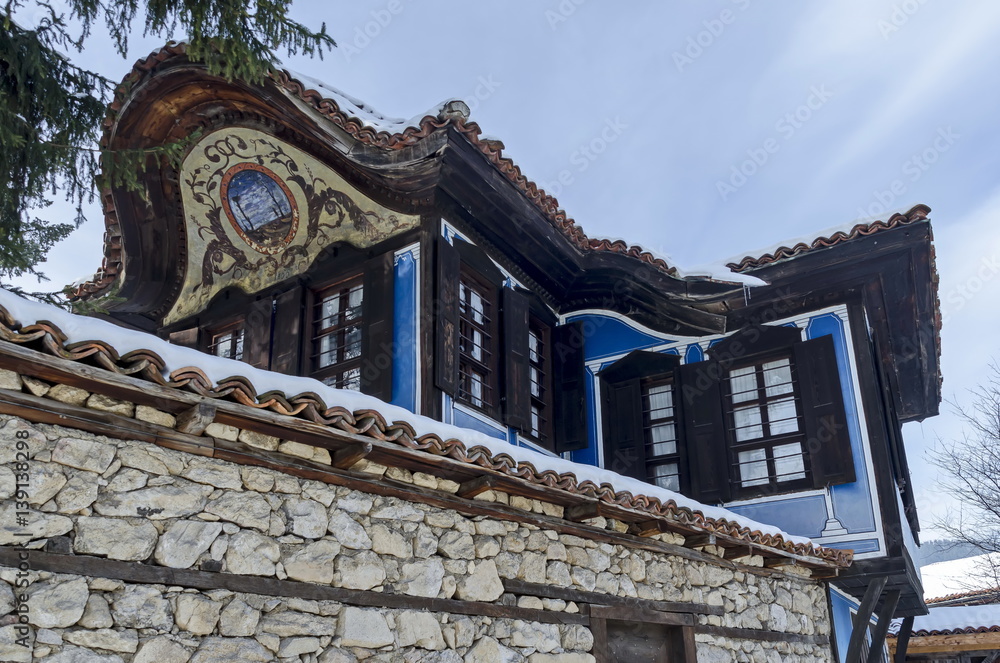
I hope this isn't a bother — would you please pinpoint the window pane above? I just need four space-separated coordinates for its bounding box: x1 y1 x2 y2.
530 366 541 397
733 405 763 441
651 463 680 491
347 284 363 317
763 359 793 397
768 397 798 435
321 296 340 327
344 325 362 360
234 329 244 361
647 385 673 420
773 442 806 481
214 333 232 358
738 448 769 487
729 366 757 403
649 425 677 457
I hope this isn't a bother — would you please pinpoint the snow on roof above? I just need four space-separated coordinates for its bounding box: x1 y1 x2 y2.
286 70 457 134
0 287 815 547
921 553 1000 601
892 605 1000 636
586 235 768 287
722 205 923 271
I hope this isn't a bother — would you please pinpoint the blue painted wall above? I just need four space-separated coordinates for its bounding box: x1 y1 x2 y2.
390 249 418 413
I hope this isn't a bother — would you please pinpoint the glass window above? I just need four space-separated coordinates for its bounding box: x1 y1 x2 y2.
209 326 244 361
643 380 680 492
458 273 497 414
313 277 364 390
725 355 808 492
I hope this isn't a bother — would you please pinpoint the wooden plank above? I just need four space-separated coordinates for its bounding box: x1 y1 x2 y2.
0 387 214 458
457 475 496 499
684 534 716 548
723 545 755 560
846 577 888 663
679 625 699 663
331 442 373 469
867 589 901 663
175 402 216 435
695 624 831 645
503 579 723 616
902 631 1000 654
591 615 609 663
893 616 913 663
0 549 587 626
589 604 694 627
564 502 602 522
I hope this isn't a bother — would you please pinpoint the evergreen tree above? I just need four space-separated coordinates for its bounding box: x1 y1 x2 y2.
1 0 334 290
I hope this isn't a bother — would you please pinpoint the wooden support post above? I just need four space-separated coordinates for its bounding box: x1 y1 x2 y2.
867 589 901 663
331 441 373 469
457 475 496 499
845 576 888 663
894 615 913 663
175 402 217 435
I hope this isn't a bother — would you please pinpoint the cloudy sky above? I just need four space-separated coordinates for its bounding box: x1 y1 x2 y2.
18 1 1000 540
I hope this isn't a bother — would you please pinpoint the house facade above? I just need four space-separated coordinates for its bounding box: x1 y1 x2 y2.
0 43 940 661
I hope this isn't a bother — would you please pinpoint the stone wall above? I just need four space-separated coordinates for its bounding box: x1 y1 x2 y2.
0 409 834 663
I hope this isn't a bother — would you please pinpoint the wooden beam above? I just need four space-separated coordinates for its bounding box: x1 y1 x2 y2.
565 502 602 522
457 475 497 499
331 441 373 469
175 401 216 435
634 520 668 537
723 545 755 560
893 615 913 663
695 624 830 645
765 557 800 569
684 534 716 548
0 548 586 626
588 604 694 627
846 577 888 663
867 589 901 663
901 631 1000 654
503 579 722 616
0 387 214 458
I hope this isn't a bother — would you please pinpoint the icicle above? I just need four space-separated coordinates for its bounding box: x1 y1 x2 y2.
743 283 752 305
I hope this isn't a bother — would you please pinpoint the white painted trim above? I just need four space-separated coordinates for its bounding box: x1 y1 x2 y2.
516 434 559 457
561 308 699 345
453 401 508 437
590 365 606 469
723 488 828 508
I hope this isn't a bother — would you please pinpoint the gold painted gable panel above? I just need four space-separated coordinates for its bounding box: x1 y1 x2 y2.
167 127 419 324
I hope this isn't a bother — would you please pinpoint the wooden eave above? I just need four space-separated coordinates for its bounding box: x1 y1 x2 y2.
889 630 1000 656
437 128 735 334
722 214 940 423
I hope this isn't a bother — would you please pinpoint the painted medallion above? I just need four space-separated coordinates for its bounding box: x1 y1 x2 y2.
220 163 299 254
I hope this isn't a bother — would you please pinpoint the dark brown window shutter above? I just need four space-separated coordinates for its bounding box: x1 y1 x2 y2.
270 287 303 374
793 335 856 488
168 327 199 349
502 287 531 431
676 360 731 504
552 322 589 453
710 324 803 368
599 351 681 481
600 377 646 480
434 235 460 395
361 252 395 401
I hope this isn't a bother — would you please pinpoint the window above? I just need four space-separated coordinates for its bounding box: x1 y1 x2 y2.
209 324 244 361
434 235 588 453
724 355 810 493
312 277 363 390
457 270 498 415
643 379 680 491
600 326 856 504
